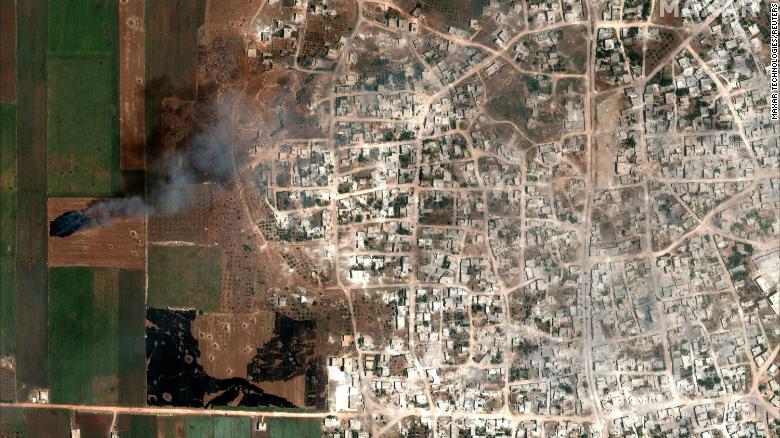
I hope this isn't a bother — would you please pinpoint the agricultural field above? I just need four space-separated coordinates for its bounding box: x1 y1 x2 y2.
0 0 14 102
48 267 145 405
144 0 205 155
47 0 118 54
48 267 119 404
0 407 25 436
1 410 319 437
147 245 222 312
73 412 114 438
0 256 13 356
152 416 251 438
185 416 251 438
118 0 146 170
0 104 15 355
46 0 121 196
116 415 157 438
47 197 145 269
117 269 147 406
24 408 70 438
268 418 321 438
0 104 15 258
14 0 50 390
46 55 120 196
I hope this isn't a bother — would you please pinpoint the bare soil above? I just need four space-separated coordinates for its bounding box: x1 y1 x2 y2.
119 0 146 170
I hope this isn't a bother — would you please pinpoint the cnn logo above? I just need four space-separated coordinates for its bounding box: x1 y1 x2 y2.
659 0 680 17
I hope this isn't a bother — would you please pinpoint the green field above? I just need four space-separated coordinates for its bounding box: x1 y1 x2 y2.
0 407 25 435
46 54 120 196
118 415 157 438
48 268 121 404
15 0 49 389
0 103 14 256
8 412 257 437
269 418 321 438
117 269 147 406
48 0 118 54
147 245 222 312
0 257 14 355
186 417 251 438
0 104 15 355
46 0 119 196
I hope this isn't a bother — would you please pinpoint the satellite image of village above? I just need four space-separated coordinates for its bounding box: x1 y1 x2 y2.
0 0 778 436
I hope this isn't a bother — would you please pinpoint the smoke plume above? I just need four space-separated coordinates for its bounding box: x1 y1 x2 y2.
152 98 236 215
50 96 241 238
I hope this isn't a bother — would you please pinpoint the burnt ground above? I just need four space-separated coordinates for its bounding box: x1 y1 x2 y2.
145 308 296 409
247 313 328 410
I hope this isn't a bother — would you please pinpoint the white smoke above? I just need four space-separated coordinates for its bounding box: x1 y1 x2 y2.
62 94 247 236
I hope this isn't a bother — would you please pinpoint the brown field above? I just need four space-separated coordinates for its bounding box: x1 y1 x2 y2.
47 198 145 269
205 0 261 30
26 409 70 438
0 0 14 102
191 311 275 380
257 375 307 408
119 0 146 170
74 412 112 438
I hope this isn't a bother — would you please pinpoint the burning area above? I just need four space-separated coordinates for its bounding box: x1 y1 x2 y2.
49 210 89 237
49 197 147 238
49 95 241 239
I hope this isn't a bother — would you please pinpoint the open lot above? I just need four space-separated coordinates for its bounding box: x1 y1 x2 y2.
416 0 490 31
147 245 222 312
47 197 145 269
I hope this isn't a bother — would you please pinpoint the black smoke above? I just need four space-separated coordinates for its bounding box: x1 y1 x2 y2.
49 197 148 238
